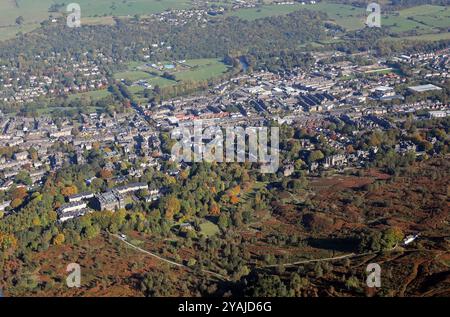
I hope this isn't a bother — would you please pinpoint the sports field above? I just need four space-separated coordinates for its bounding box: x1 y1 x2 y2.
115 58 230 86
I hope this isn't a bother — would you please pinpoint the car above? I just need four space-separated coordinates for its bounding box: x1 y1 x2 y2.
119 234 127 240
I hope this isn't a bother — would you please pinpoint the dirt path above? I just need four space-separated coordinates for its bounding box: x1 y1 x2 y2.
259 252 375 268
109 232 229 281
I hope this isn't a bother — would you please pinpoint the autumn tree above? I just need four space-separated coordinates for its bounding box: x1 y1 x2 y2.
163 196 181 221
52 233 65 245
0 232 17 254
61 185 78 197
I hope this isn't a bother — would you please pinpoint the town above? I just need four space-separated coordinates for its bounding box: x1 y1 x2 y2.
0 46 448 224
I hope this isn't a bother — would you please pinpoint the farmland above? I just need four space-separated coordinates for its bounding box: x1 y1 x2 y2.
229 3 450 35
0 0 193 41
1 1 449 43
0 0 192 26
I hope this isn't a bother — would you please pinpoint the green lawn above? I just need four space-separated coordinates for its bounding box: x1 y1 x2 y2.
174 59 230 82
68 89 111 101
199 221 220 237
114 70 154 82
114 58 230 90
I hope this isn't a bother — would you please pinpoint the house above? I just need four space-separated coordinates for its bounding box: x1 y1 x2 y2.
0 180 13 191
282 163 295 177
57 201 88 222
68 192 94 203
113 182 148 195
0 200 11 212
142 187 161 202
428 110 447 118
324 154 347 168
13 151 28 161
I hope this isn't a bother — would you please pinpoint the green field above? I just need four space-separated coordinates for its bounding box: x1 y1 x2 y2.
67 89 111 101
115 58 230 87
0 0 192 26
0 23 40 41
174 59 230 82
229 3 365 30
0 0 54 26
199 221 219 237
54 0 191 17
0 0 193 41
390 32 450 42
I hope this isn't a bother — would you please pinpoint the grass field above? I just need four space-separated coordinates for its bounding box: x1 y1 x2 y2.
54 0 191 17
199 221 219 237
0 0 192 41
67 89 111 101
115 58 230 87
229 3 365 30
389 32 450 42
0 0 54 26
0 23 40 41
0 0 192 26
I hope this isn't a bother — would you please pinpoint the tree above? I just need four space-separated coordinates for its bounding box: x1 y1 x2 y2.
345 276 361 291
217 213 229 230
99 168 113 179
15 171 32 186
11 186 27 201
0 232 17 254
52 233 65 245
10 198 23 209
308 150 324 163
61 185 78 197
15 16 24 25
163 196 181 221
381 227 404 250
246 274 288 297
210 202 220 216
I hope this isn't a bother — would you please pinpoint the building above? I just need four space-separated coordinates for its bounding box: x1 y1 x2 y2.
93 191 125 211
0 200 11 212
68 192 94 203
428 110 448 118
282 163 295 177
13 151 28 161
113 182 148 195
324 154 347 168
408 84 442 93
57 201 88 222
